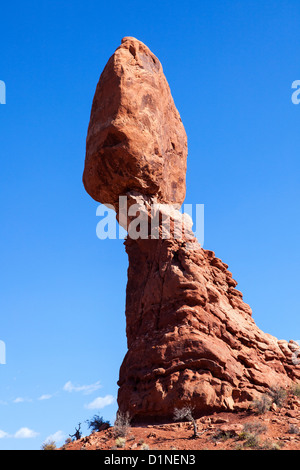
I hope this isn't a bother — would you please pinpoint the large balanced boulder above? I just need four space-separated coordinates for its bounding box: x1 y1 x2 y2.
83 36 187 210
83 37 300 423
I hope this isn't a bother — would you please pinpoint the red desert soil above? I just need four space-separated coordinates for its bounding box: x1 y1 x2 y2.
61 393 300 451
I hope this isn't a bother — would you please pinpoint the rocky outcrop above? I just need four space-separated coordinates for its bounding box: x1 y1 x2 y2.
83 37 300 423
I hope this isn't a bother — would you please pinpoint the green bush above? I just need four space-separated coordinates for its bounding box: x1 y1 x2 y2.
86 414 110 433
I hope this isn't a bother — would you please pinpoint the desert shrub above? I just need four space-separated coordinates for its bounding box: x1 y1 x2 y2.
237 426 282 451
113 411 131 438
60 437 73 450
115 437 126 448
41 440 56 450
288 424 299 435
212 430 234 442
243 433 261 448
237 431 260 449
69 423 82 441
234 443 245 450
141 443 150 450
236 437 281 451
86 414 110 433
268 386 287 407
173 406 198 438
242 422 267 436
252 395 271 414
259 439 282 451
291 383 300 398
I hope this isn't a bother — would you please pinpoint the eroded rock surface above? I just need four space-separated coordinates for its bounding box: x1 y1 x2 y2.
83 36 187 210
118 234 300 421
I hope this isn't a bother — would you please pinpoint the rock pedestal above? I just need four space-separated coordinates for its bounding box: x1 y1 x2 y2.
117 234 300 422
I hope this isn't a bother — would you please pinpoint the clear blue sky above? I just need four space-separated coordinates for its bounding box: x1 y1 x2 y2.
0 0 299 450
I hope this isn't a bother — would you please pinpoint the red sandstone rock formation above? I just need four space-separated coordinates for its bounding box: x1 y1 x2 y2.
83 37 300 423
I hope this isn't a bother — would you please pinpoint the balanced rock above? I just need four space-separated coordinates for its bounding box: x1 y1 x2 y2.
83 37 187 210
83 37 300 423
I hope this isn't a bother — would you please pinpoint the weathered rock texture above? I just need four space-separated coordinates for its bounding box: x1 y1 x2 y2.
119 234 300 421
83 36 187 210
83 37 300 423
